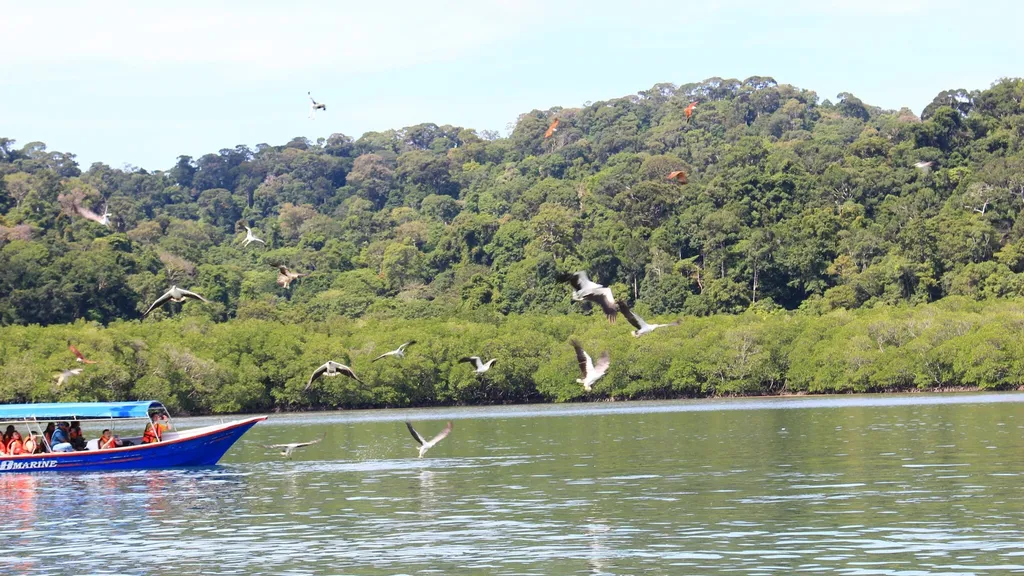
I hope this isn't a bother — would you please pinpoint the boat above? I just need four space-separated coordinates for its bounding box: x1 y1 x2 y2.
0 401 266 473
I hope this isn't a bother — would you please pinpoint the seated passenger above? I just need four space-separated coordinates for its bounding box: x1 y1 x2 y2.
69 424 87 451
7 431 24 455
42 423 55 451
49 422 74 453
2 424 14 446
98 429 120 450
0 440 6 456
141 422 160 444
23 434 38 454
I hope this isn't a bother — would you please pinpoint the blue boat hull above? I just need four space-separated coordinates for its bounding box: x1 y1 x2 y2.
0 416 266 473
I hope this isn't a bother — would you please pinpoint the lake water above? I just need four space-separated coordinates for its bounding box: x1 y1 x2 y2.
3 393 1024 575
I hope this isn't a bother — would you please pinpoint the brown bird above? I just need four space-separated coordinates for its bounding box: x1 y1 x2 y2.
684 101 698 124
276 265 307 289
667 171 688 184
69 344 97 364
544 118 560 138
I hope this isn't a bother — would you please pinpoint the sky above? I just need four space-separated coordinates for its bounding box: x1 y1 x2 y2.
1 0 1021 171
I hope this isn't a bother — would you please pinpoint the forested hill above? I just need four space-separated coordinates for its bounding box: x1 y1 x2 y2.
1 76 1024 414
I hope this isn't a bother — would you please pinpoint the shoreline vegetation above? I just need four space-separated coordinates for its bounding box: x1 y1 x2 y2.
3 297 1024 415
3 76 1024 414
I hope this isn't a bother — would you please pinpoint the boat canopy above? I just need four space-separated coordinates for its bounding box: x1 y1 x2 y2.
0 401 165 421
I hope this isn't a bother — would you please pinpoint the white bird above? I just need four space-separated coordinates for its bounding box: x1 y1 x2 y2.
305 361 362 391
308 92 326 119
276 266 307 289
406 421 453 458
241 226 265 247
617 300 679 337
55 368 83 387
571 340 610 392
73 199 111 227
372 341 417 363
141 286 209 319
263 434 325 458
914 161 935 172
563 271 618 322
460 356 497 374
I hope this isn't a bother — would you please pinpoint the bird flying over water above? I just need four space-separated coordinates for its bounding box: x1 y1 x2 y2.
684 101 698 124
276 266 307 289
308 92 326 119
264 434 325 458
241 226 265 247
69 343 97 364
616 300 679 337
562 271 618 322
406 421 453 458
571 340 610 392
305 361 362 391
141 286 209 319
55 368 83 387
544 118 560 138
372 341 417 363
460 356 497 374
666 170 687 184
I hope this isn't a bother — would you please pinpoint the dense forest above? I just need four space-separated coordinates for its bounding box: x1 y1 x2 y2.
2 76 1024 414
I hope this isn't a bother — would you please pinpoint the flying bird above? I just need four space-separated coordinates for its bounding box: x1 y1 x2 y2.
544 118 560 138
69 344 97 364
562 271 618 322
684 101 698 124
141 286 209 319
308 92 326 119
372 341 417 363
276 266 307 289
617 300 679 337
263 434 325 458
666 171 688 184
305 361 362 391
241 226 265 247
571 340 610 392
406 421 453 458
54 368 83 388
914 161 935 172
460 356 497 374
73 199 111 227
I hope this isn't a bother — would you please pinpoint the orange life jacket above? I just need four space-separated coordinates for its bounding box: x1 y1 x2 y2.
100 436 117 450
22 438 36 454
141 424 160 444
8 440 23 455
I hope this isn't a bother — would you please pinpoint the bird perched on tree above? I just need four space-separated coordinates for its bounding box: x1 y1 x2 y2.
141 286 209 319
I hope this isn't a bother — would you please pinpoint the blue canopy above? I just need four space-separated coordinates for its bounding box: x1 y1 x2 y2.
0 401 164 421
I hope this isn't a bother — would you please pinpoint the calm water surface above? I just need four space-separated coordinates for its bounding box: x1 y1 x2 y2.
2 393 1024 575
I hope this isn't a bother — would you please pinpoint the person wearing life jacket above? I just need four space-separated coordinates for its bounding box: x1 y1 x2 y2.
141 417 162 444
22 434 37 454
7 431 24 456
99 429 120 450
0 440 7 456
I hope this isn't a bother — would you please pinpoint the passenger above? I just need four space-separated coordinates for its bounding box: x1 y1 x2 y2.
7 431 24 456
98 429 120 450
2 424 14 446
0 440 6 456
49 422 74 453
141 422 160 444
43 423 55 450
23 434 38 454
69 423 87 451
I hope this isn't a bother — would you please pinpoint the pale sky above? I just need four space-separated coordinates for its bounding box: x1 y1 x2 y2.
1 0 1021 171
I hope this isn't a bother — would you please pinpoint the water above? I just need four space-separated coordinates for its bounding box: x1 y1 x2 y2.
3 393 1024 575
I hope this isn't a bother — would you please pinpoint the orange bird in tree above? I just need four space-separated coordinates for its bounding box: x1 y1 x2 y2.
544 118 560 138
667 171 688 184
69 343 97 364
684 101 698 124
